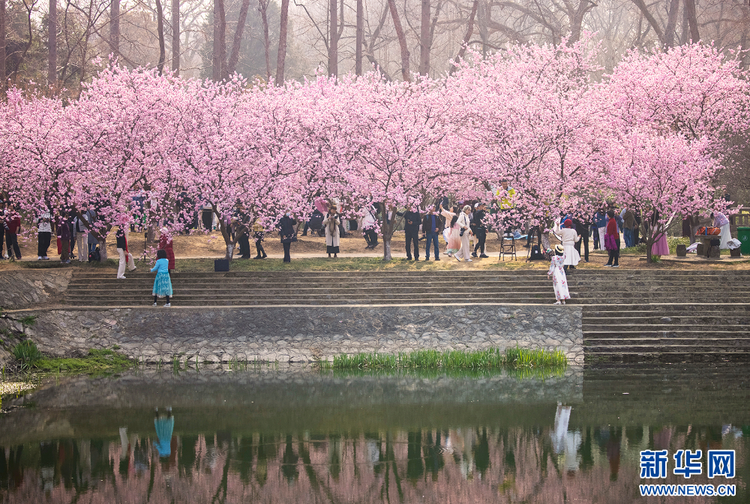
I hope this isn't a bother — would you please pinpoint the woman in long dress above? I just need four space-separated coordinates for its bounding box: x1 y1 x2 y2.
548 246 570 304
457 205 473 262
440 205 462 259
322 207 341 258
553 218 581 270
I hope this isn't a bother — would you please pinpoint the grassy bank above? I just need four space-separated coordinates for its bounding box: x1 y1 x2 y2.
325 347 567 371
10 341 134 375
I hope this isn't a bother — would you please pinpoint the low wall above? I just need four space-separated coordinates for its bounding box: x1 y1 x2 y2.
5 304 583 364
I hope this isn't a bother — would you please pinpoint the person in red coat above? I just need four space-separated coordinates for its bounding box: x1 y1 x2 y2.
4 208 22 260
158 228 175 271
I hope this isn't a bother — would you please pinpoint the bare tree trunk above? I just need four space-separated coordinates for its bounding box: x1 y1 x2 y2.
213 0 226 81
48 0 56 85
386 0 410 81
328 0 337 76
0 0 5 88
683 0 699 43
258 0 271 80
449 0 478 75
355 0 363 75
631 0 665 46
275 0 289 84
155 0 165 74
663 0 680 48
110 0 119 58
227 0 251 75
419 0 430 75
171 0 179 75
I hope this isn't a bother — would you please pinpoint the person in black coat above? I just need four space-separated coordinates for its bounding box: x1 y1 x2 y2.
278 214 297 263
572 217 590 262
421 207 444 261
471 203 488 258
402 208 421 260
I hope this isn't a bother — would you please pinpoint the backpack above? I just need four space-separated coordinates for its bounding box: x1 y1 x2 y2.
308 211 324 230
528 244 545 261
88 246 101 262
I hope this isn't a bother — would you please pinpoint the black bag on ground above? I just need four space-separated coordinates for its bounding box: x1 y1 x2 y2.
88 247 101 262
528 244 545 261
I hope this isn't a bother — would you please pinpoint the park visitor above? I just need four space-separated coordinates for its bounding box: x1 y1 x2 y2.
158 228 176 271
553 218 581 271
278 213 297 263
323 206 341 259
472 203 488 258
402 206 421 261
253 220 267 259
4 207 21 261
572 217 589 263
361 206 378 249
593 209 607 251
457 205 473 262
151 249 173 307
604 210 620 268
57 215 71 264
713 211 732 249
73 212 90 261
37 210 52 260
116 226 137 279
547 245 570 305
440 204 461 259
621 207 636 248
422 206 443 261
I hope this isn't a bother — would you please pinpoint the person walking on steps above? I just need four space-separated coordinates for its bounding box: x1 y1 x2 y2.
548 245 570 305
604 210 620 268
151 249 173 307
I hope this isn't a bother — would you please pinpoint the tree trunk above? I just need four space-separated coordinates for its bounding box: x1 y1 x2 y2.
382 221 393 261
683 0 699 43
213 0 227 81
98 238 108 260
663 0 680 48
355 0 363 75
275 0 289 84
171 0 179 75
630 0 665 46
386 0 410 81
259 0 271 79
110 0 119 58
419 0 430 75
328 0 337 76
448 0 478 75
228 0 252 75
48 0 56 85
0 0 5 87
155 0 166 74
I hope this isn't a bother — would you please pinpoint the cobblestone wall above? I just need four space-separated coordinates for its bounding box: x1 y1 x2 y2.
5 305 583 364
0 269 71 309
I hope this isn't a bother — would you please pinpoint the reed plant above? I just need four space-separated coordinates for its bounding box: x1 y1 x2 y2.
331 346 567 371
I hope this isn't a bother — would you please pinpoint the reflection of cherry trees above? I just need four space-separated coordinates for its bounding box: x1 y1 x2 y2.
0 425 742 503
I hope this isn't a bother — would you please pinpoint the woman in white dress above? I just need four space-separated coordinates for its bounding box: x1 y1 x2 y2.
457 205 473 261
553 218 581 270
547 246 570 304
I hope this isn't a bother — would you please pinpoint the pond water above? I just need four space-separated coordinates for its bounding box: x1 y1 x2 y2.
0 363 749 503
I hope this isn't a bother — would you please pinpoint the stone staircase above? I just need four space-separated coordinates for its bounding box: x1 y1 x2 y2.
64 269 750 360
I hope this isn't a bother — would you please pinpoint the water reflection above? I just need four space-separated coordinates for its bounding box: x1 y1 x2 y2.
0 365 748 503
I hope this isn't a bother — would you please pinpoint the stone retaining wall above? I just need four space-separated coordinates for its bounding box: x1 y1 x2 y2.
0 269 71 309
4 305 583 364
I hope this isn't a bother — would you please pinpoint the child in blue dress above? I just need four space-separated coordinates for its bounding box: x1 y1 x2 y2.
151 249 173 307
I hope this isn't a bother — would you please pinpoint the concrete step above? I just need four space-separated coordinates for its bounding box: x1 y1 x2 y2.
582 323 750 331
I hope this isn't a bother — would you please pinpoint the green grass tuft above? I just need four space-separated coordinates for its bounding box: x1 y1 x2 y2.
34 349 134 375
331 346 567 371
